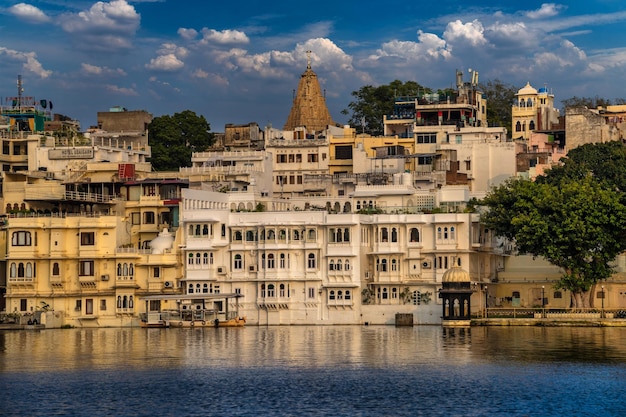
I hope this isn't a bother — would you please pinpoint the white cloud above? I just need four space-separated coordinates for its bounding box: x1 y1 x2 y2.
368 31 451 62
59 0 140 50
106 84 138 95
200 28 250 45
81 63 126 76
526 3 564 19
444 20 487 47
178 28 198 40
8 3 50 23
145 54 184 71
0 47 51 78
157 43 189 59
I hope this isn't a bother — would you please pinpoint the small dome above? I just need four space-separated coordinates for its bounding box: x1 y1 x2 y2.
517 82 537 96
149 228 174 254
538 87 548 93
442 266 471 283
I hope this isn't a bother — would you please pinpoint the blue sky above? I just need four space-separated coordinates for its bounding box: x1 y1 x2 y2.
1 1 626 132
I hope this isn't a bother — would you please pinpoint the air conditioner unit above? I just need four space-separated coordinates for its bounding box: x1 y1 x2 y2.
217 267 226 274
249 265 257 272
422 260 432 269
164 281 173 288
101 274 109 281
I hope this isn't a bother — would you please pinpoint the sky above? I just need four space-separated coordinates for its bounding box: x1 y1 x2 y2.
1 1 626 132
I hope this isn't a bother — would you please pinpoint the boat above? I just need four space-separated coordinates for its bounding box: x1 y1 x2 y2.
139 293 246 328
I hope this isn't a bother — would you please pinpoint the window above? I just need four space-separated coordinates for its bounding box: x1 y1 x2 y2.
267 254 275 269
100 299 107 311
52 262 60 276
153 267 160 278
308 288 315 298
20 299 27 311
234 254 243 269
79 260 94 276
345 290 351 300
279 284 285 297
554 291 563 299
307 153 319 163
335 145 353 160
267 284 275 297
410 228 420 242
416 133 437 144
12 231 32 246
144 211 155 224
75 300 82 312
80 232 95 246
307 253 316 269
85 299 94 315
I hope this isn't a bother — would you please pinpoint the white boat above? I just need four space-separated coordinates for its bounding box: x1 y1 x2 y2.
140 293 246 328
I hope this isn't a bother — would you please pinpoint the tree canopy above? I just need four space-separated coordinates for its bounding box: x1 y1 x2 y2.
480 141 626 307
342 79 517 136
148 110 215 171
560 96 626 110
341 80 430 136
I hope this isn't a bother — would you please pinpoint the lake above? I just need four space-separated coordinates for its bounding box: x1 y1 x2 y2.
1 326 625 416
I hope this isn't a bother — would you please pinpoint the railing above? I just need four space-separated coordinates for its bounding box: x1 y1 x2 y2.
481 307 625 319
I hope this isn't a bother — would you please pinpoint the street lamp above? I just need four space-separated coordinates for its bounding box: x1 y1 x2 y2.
542 286 545 318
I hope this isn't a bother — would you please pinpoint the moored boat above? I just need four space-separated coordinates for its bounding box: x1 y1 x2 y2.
140 293 245 328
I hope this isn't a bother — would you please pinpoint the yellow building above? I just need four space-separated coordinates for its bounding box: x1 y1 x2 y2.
511 82 561 140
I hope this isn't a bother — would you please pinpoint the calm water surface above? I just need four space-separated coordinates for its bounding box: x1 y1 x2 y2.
1 326 626 416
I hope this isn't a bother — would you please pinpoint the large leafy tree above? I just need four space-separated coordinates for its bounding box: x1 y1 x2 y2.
341 80 430 136
481 143 626 307
148 110 215 171
479 79 517 135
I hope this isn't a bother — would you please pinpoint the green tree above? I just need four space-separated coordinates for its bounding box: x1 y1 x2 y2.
341 80 429 136
148 110 215 171
479 79 517 136
481 174 626 308
560 96 626 110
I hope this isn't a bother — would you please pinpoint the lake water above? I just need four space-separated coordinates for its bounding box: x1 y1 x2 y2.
1 326 626 416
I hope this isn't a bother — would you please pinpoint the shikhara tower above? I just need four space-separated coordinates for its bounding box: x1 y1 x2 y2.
283 51 335 133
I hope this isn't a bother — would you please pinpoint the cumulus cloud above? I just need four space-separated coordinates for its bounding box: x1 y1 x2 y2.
444 20 488 47
81 63 126 76
59 0 140 50
0 47 51 78
8 3 50 23
200 28 250 45
145 54 185 71
178 28 198 40
368 30 451 62
157 43 189 58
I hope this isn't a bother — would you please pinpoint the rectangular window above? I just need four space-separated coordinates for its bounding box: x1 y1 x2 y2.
100 299 107 311
80 232 95 246
131 212 140 225
307 154 318 163
295 154 302 163
153 267 160 278
75 299 82 312
144 212 155 224
85 299 94 315
308 288 315 298
416 133 437 144
335 145 353 160
79 260 94 276
20 298 27 311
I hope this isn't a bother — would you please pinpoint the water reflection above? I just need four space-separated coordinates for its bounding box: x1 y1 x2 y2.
2 326 626 416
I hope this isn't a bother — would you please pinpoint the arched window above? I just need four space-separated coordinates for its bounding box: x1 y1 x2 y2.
188 225 194 236
123 296 128 308
307 229 316 241
267 230 275 240
382 287 388 299
329 290 336 300
437 227 442 240
279 284 285 297
410 228 420 242
234 254 242 269
529 120 536 130
203 253 209 265
10 262 16 278
391 228 398 242
391 259 397 271
381 228 389 242
129 296 134 309
26 262 33 278
337 290 343 300
380 259 388 272
117 296 122 308
234 231 242 241
52 262 60 276
195 225 201 236
392 287 398 299
117 263 123 275
123 263 129 276
188 283 194 294
196 253 201 264
129 264 134 276
343 228 350 242
18 263 25 278
329 260 335 271
246 230 255 241
308 253 316 269
444 227 449 239
261 284 266 298
203 283 208 293
345 290 351 300
267 254 275 269
293 230 300 240
267 284 275 297
345 259 350 271
202 225 209 236
515 121 522 132
336 260 342 271
450 227 456 240
188 253 194 265
280 253 286 268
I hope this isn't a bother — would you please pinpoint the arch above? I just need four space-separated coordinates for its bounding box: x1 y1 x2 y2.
410 228 420 242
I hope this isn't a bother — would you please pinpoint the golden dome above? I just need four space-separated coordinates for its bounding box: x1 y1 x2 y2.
442 266 471 283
